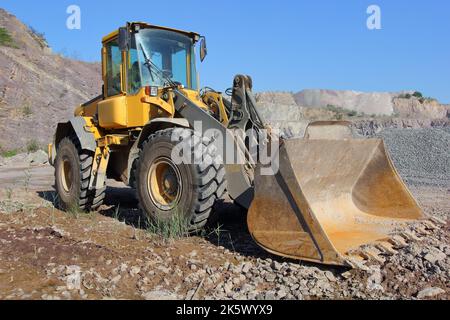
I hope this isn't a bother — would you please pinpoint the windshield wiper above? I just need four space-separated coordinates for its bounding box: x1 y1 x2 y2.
139 43 177 88
139 43 155 83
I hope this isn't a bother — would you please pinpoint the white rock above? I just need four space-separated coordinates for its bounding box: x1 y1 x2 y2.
417 287 445 299
130 266 141 277
341 271 352 279
65 265 81 275
189 250 198 258
66 272 81 290
424 250 446 264
366 267 384 292
265 274 276 282
271 261 282 271
277 288 287 299
142 290 179 300
110 275 121 284
224 281 233 296
26 150 48 165
119 263 128 273
324 271 336 282
241 262 253 274
265 291 277 300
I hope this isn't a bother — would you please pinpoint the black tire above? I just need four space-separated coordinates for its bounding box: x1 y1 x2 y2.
135 128 226 231
54 136 106 211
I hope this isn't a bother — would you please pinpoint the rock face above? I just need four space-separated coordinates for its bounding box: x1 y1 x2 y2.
294 89 396 116
255 91 297 106
255 89 450 139
393 97 449 119
256 90 449 119
0 8 102 151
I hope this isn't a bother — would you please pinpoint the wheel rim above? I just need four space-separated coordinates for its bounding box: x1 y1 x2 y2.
60 158 73 193
147 157 182 211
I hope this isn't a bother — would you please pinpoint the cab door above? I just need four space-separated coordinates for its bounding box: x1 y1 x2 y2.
98 37 128 129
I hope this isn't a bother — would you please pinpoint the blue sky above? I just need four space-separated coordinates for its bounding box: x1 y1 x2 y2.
2 0 449 102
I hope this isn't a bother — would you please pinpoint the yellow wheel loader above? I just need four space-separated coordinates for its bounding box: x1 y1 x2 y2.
48 22 424 267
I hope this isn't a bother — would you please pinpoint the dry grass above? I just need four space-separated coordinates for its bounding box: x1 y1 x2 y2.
26 140 39 153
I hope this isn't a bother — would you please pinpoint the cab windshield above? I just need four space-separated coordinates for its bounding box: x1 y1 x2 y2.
128 28 198 93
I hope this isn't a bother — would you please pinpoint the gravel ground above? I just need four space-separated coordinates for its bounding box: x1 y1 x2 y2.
378 128 450 187
0 127 448 300
0 202 447 300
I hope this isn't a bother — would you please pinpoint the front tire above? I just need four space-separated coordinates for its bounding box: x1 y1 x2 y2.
136 128 226 231
54 136 105 211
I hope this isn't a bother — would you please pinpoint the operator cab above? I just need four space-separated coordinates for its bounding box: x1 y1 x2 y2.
102 23 206 98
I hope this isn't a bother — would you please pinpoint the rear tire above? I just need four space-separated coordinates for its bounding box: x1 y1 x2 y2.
136 128 226 231
54 136 106 211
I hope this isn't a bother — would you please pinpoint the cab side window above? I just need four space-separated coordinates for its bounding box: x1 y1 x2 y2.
105 40 122 97
128 47 142 94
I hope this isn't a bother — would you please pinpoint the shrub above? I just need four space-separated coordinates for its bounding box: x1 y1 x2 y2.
326 104 360 119
26 139 39 153
27 25 48 49
0 27 18 48
413 91 423 98
22 105 32 116
398 93 412 99
326 104 339 112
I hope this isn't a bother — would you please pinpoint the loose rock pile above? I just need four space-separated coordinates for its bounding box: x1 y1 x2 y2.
46 222 449 300
378 128 450 187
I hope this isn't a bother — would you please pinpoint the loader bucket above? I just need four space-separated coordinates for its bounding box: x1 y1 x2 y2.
247 126 424 266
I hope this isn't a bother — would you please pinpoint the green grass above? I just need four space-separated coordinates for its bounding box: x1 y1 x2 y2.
146 209 190 241
1 139 43 159
26 139 39 153
1 149 19 158
0 27 18 48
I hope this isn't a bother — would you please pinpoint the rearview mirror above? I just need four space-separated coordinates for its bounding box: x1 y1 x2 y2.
119 27 129 52
200 37 207 62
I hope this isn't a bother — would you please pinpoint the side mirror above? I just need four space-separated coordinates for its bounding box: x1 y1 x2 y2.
119 27 129 52
200 37 207 62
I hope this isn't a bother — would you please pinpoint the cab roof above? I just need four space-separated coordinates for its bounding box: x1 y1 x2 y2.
102 22 201 44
